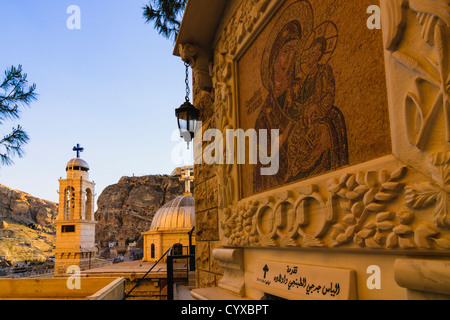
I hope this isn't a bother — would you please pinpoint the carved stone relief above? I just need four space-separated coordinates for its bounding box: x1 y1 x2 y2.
220 155 450 251
208 0 450 254
386 1 449 151
381 0 450 168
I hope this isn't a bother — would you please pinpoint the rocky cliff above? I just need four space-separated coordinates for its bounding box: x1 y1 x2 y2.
0 184 57 226
94 175 185 247
0 184 58 263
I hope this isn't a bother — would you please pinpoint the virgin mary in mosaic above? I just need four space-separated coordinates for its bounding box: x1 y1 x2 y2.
253 0 349 193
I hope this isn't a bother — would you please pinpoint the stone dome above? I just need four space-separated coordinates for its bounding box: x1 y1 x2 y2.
150 195 195 231
66 158 89 171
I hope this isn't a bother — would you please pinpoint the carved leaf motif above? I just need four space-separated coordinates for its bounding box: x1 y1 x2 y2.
346 174 357 190
336 233 349 244
328 183 341 193
414 224 440 248
434 193 450 227
363 188 376 205
356 172 366 186
343 214 356 225
339 173 351 186
333 223 347 233
393 224 414 235
428 158 446 188
365 237 381 248
414 231 433 248
364 221 377 230
280 236 297 247
405 153 450 228
416 223 440 237
351 201 364 218
409 0 450 28
384 0 408 51
398 237 416 249
336 189 347 199
386 232 399 248
376 211 395 222
374 231 386 245
357 228 375 239
390 166 408 181
375 192 397 201
365 171 378 187
346 191 361 201
434 237 450 248
377 220 396 231
392 51 425 74
379 169 390 183
354 234 364 247
381 182 403 191
340 199 352 212
396 210 415 225
354 185 370 195
404 82 444 150
345 225 356 238
405 182 439 207
366 202 386 212
302 235 324 247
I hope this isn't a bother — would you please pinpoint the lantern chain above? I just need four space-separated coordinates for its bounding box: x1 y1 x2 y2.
185 61 190 103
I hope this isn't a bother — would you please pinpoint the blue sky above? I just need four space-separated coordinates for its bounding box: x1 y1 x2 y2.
0 0 192 204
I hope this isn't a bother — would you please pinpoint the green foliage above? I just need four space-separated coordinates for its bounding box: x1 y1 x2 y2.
142 0 187 42
0 65 37 166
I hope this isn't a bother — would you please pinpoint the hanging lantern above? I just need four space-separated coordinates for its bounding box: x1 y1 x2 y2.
175 62 199 149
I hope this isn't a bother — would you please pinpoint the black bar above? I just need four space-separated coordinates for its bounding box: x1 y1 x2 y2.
167 253 174 300
188 227 195 271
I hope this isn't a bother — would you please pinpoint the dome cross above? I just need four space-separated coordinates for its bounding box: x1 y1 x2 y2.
73 143 84 158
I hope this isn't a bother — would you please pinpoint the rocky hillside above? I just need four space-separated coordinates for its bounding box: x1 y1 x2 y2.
94 175 185 247
0 184 58 263
0 184 57 226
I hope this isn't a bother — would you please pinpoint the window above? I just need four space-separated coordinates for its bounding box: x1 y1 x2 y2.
151 243 155 259
61 225 75 233
85 188 92 220
64 187 75 220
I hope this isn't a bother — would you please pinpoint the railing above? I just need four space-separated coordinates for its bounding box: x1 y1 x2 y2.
167 226 196 300
124 247 171 299
166 250 195 300
124 226 196 300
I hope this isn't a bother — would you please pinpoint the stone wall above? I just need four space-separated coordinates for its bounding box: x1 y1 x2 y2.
192 78 223 288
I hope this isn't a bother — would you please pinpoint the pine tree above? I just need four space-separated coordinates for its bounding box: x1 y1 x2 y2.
0 65 37 166
142 0 187 42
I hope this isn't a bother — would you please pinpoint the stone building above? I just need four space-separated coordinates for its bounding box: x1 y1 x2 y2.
53 145 109 275
142 194 195 262
173 0 450 299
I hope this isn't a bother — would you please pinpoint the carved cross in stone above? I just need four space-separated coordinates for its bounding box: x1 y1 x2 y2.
73 143 84 158
263 264 269 279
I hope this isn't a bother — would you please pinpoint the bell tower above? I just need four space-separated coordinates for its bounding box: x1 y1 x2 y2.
53 144 97 275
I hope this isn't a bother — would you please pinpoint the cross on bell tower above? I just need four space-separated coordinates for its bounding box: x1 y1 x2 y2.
73 143 84 158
